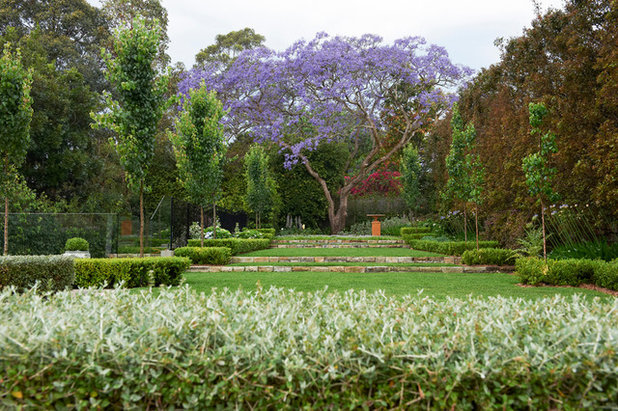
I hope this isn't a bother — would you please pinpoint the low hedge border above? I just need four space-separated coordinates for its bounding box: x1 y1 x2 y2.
402 233 434 241
0 255 74 292
187 238 271 255
405 239 500 256
400 227 432 236
462 248 517 266
1 287 616 409
174 247 231 265
516 257 618 290
74 257 191 288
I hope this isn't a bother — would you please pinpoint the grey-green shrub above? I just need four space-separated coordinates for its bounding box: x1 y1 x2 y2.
235 228 264 239
0 287 616 409
516 257 618 290
74 257 190 288
462 248 517 266
64 237 89 251
0 255 74 292
256 228 276 238
174 246 231 265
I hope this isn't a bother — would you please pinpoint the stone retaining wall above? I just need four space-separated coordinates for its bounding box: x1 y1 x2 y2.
230 256 461 264
189 265 514 274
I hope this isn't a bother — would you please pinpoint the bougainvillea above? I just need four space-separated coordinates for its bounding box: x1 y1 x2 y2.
348 171 402 197
180 33 471 232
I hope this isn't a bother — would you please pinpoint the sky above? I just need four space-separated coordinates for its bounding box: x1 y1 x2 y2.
87 0 566 71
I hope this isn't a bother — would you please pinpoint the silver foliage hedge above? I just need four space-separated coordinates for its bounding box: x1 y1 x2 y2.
0 286 616 408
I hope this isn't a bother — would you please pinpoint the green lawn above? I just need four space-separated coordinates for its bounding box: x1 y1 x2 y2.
241 248 443 257
181 271 610 300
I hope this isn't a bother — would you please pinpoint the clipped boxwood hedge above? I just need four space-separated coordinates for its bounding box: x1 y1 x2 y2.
174 247 231 265
1 287 616 409
187 238 271 255
400 226 432 236
516 257 618 290
74 257 190 288
405 239 499 256
462 248 517 266
402 232 432 241
0 255 74 292
64 237 89 251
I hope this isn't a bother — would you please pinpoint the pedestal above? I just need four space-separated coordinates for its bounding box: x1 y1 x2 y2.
367 214 385 236
371 219 381 236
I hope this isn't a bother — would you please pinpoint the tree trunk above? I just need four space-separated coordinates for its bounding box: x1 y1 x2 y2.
464 204 468 243
475 203 479 251
213 203 217 239
3 196 8 256
541 199 547 262
200 206 204 247
139 182 144 258
328 192 349 234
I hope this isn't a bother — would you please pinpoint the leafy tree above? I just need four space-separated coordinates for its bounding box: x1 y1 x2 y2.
245 145 276 229
400 144 422 216
522 102 558 261
0 44 33 255
92 17 168 257
182 33 470 233
270 141 346 230
0 1 117 208
195 28 265 67
100 0 170 68
218 134 253 213
467 152 485 250
432 0 617 245
169 82 225 246
444 104 476 242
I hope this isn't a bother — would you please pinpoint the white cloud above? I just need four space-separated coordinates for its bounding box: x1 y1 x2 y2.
88 0 566 70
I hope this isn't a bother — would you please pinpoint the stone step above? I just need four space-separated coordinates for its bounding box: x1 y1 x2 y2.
230 256 461 264
271 244 410 249
189 265 514 274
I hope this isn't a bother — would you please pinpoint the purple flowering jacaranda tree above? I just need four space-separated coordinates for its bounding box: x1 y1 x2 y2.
180 33 472 233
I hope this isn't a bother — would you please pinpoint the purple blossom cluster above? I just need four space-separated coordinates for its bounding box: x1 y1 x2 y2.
179 33 472 168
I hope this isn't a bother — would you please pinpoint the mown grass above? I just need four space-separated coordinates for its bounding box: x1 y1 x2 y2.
181 271 610 300
241 248 443 257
